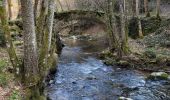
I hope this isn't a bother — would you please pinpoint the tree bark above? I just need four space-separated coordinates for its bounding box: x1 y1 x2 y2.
20 0 39 86
144 0 150 17
106 0 119 51
0 0 21 74
132 0 136 17
36 0 48 48
47 0 55 51
136 0 143 38
7 0 12 20
39 0 56 76
119 0 129 56
34 0 39 23
156 0 160 18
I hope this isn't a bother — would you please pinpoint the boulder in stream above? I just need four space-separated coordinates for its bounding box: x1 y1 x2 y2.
147 72 169 80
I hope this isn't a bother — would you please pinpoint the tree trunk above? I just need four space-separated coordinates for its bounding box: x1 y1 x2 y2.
106 0 119 51
47 0 55 51
156 0 160 18
136 0 143 38
119 0 129 56
7 0 12 20
36 0 48 48
20 0 40 99
39 0 56 76
132 0 136 17
0 0 21 74
144 0 150 17
34 0 39 23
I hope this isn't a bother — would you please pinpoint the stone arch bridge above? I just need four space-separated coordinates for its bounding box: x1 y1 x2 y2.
53 10 106 34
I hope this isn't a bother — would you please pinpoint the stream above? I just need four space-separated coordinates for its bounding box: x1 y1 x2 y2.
46 37 170 100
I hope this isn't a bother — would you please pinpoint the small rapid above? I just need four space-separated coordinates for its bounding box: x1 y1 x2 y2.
46 37 170 100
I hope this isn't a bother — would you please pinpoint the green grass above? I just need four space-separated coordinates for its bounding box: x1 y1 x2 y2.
0 59 8 87
8 90 21 100
0 59 7 72
0 74 7 87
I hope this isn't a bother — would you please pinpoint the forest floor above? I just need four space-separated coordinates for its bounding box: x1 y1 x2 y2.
0 48 22 100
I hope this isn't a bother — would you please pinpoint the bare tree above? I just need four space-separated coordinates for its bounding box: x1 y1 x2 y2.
0 0 21 73
119 0 129 56
156 0 161 18
34 0 42 22
39 0 56 72
106 0 119 50
7 0 12 20
136 0 143 38
36 0 48 48
144 0 150 17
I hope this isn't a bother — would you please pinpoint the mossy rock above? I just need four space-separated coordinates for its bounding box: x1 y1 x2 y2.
116 60 130 67
104 59 115 66
147 72 169 80
100 50 113 59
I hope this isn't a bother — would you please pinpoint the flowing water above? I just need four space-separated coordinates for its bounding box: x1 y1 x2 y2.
46 37 170 100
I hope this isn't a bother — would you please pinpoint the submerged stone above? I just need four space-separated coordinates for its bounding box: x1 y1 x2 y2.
118 96 133 100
